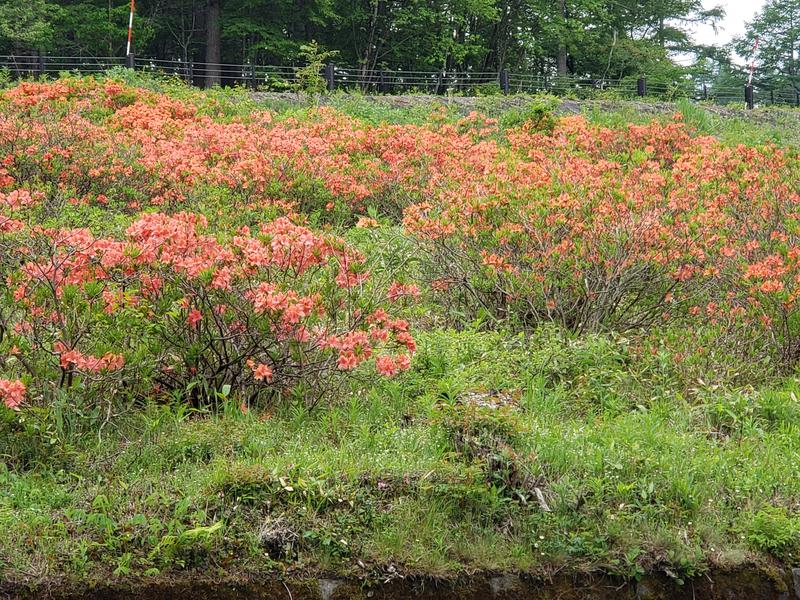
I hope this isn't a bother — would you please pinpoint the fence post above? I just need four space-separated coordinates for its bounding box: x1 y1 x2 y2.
796 92 800 108
702 83 708 101
250 63 257 89
378 70 387 94
637 77 646 97
769 89 774 105
499 70 509 95
324 63 335 92
745 84 754 109
125 53 135 69
36 51 45 77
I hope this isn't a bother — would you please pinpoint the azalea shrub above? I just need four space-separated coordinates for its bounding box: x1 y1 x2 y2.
3 74 800 420
0 79 502 219
1 209 414 412
404 116 800 369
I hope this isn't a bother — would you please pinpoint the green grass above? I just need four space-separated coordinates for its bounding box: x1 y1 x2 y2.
63 68 800 147
582 98 800 147
3 328 800 585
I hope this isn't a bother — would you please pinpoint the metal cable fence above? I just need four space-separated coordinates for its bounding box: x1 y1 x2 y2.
1 53 798 109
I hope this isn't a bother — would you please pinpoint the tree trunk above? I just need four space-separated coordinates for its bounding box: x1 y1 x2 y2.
360 0 381 83
557 0 567 76
205 0 221 87
557 44 567 75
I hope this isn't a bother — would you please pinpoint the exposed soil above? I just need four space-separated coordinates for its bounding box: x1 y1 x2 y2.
4 568 799 600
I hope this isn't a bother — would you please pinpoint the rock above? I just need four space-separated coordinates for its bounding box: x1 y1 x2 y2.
319 579 344 600
636 576 668 600
489 575 522 597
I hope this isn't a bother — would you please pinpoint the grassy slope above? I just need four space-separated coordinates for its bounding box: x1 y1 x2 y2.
2 83 800 589
252 90 800 147
4 329 800 586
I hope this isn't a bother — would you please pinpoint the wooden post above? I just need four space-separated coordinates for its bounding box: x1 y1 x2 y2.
36 51 45 77
745 84 754 109
10 55 21 79
500 70 509 95
378 70 387 94
637 77 646 97
324 63 335 92
702 83 708 101
125 53 135 69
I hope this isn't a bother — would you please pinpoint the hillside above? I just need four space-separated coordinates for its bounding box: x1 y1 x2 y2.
1 75 800 599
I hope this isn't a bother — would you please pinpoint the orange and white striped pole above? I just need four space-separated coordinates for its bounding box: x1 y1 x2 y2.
747 36 759 86
125 0 136 57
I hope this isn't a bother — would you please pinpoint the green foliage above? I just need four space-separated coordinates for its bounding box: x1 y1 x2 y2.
52 1 137 56
149 521 224 568
499 94 560 131
0 0 742 88
294 41 338 97
0 0 59 51
734 0 800 95
470 82 503 97
745 507 800 560
4 327 800 582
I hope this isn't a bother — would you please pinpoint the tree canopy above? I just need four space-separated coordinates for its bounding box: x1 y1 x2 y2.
0 0 792 87
735 0 800 93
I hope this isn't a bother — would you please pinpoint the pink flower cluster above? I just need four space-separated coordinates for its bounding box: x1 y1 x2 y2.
246 360 274 382
54 343 125 373
0 379 26 409
387 281 421 301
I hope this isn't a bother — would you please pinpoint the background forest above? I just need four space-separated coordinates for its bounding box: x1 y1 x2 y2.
0 0 797 94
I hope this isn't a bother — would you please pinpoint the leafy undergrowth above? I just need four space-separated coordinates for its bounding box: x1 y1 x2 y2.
3 329 800 585
1 74 800 588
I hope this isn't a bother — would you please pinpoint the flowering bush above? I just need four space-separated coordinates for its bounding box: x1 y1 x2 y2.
404 115 800 367
0 210 414 410
0 79 434 413
0 80 501 218
2 74 800 422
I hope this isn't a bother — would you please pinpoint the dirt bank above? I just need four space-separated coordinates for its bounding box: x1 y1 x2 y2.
4 568 800 600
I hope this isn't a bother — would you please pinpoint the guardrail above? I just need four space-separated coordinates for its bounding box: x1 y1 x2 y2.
1 53 798 110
